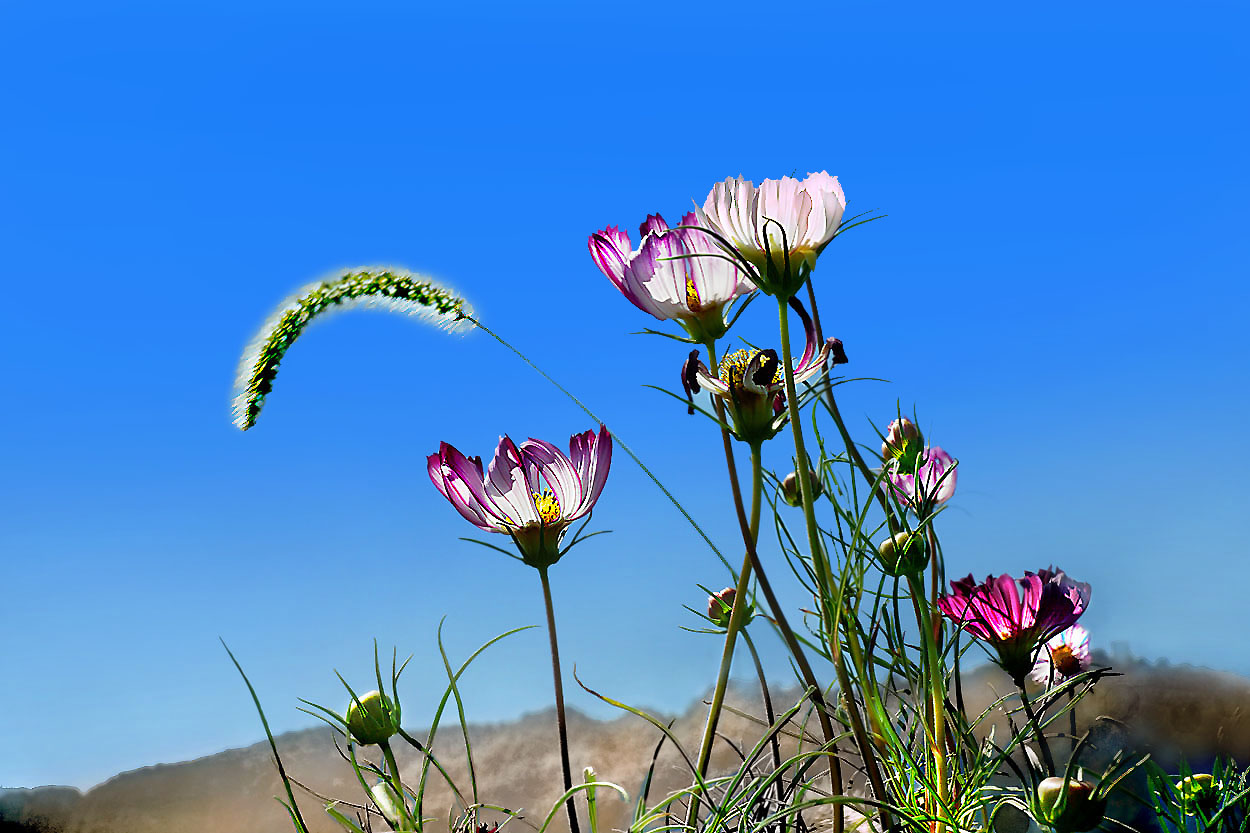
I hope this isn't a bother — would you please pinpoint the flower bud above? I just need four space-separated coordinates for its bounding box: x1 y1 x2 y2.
1036 777 1106 833
707 587 753 628
881 418 921 461
346 690 399 746
781 469 822 507
878 531 928 577
1175 773 1218 815
369 780 406 828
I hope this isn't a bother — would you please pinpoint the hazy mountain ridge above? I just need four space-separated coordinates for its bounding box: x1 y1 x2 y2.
4 656 1248 833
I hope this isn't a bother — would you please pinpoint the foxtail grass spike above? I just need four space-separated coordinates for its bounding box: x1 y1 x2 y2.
232 268 474 430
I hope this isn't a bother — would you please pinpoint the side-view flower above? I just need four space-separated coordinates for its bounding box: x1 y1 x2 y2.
882 417 958 509
697 171 846 298
589 212 755 342
428 425 612 569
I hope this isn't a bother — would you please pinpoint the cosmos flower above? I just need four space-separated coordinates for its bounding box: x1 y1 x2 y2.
697 171 847 297
681 299 844 444
589 212 755 342
428 426 612 569
885 445 958 508
937 568 1092 683
1029 625 1092 686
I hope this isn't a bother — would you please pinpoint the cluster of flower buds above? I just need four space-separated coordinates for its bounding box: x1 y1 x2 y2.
346 690 401 746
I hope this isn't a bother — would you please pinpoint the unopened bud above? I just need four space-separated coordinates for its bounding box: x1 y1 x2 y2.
781 469 822 507
881 418 921 460
1037 777 1106 833
707 586 753 628
346 690 399 746
1175 774 1218 815
878 531 928 577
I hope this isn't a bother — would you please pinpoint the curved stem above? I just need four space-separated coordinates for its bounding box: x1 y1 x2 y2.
742 629 784 812
539 567 581 833
804 280 898 534
686 441 764 829
777 298 892 833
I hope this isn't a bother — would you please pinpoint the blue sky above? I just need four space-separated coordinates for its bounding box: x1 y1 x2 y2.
1 0 1247 791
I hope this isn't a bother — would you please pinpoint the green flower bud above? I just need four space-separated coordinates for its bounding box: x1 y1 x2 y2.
781 469 822 507
878 531 928 576
346 690 399 746
1175 774 1219 815
707 587 753 629
1037 777 1106 833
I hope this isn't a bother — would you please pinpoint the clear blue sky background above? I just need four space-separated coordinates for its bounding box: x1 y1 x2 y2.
2 0 1247 791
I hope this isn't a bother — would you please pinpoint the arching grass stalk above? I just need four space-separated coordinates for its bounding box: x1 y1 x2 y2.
700 340 846 833
905 572 949 833
776 295 892 833
685 437 765 831
741 629 784 816
538 566 581 833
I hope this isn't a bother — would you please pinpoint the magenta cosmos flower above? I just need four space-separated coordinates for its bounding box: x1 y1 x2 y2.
682 299 844 444
589 212 755 343
696 172 846 297
428 426 612 569
937 568 1092 683
1029 625 1092 686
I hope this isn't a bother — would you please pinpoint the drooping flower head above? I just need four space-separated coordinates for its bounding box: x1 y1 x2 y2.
428 426 612 569
697 172 847 298
681 298 845 444
589 212 755 343
937 568 1092 683
1029 625 1092 686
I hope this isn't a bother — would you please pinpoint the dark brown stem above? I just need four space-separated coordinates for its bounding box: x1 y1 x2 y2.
539 567 581 833
743 629 785 815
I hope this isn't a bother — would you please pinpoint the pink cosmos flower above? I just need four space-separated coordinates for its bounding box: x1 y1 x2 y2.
937 568 1092 683
589 212 755 342
696 172 846 296
428 426 612 569
885 446 958 508
681 298 845 444
1029 625 1092 686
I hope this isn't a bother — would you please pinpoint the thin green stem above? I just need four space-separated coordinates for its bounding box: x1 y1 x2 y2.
776 298 891 833
379 740 414 830
907 573 948 833
701 339 845 833
539 567 581 833
685 440 764 830
1019 681 1057 777
742 629 784 816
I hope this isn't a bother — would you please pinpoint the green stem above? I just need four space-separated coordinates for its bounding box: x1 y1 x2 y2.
1019 681 1057 777
685 440 764 830
379 740 414 830
776 297 891 833
701 340 845 833
907 573 948 833
803 280 898 534
742 629 785 817
539 567 581 833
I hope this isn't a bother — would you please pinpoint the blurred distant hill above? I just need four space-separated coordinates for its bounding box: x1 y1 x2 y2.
3 654 1247 833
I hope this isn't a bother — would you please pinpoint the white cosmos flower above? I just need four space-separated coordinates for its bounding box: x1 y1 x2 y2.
697 171 847 291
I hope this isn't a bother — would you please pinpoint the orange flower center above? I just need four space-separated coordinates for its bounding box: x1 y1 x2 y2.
1050 644 1082 677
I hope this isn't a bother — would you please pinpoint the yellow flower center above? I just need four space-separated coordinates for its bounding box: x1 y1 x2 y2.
685 276 702 312
718 349 782 392
533 489 562 525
